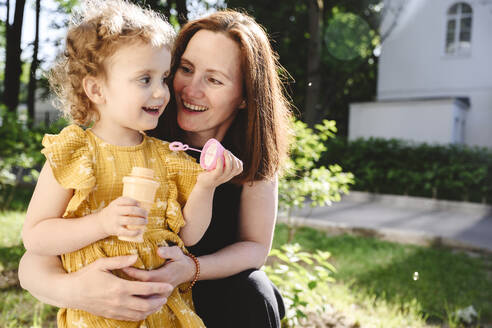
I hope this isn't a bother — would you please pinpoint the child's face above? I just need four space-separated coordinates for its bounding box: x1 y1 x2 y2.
97 41 171 133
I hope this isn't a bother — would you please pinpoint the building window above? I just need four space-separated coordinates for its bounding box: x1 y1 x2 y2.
445 2 472 55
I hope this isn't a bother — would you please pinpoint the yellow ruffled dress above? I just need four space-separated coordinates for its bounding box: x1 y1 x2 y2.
41 125 205 328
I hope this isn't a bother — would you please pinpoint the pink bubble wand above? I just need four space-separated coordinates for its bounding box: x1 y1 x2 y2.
169 138 225 171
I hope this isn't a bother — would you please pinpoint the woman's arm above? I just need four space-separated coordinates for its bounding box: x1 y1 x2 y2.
22 162 148 255
18 251 173 321
181 151 243 246
124 176 278 284
198 176 277 278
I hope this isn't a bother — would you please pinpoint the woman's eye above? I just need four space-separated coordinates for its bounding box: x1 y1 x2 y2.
208 77 222 85
179 65 192 73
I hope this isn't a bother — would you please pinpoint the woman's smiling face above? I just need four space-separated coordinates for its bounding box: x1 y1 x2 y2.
173 29 246 146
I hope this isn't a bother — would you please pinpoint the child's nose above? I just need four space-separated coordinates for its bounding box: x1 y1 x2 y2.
153 83 168 98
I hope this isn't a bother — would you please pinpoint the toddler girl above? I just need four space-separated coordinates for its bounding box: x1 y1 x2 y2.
22 1 242 327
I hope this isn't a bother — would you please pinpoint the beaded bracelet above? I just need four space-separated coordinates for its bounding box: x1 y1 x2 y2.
179 252 200 293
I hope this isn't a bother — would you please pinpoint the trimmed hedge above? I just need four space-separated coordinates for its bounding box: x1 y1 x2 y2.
321 137 492 204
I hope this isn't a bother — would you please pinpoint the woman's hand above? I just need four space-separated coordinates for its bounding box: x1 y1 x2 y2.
122 246 196 289
65 255 173 321
196 150 243 188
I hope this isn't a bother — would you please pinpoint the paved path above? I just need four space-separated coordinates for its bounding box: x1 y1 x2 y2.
285 191 492 252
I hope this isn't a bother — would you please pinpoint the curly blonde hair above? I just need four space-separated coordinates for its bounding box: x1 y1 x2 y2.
49 0 175 125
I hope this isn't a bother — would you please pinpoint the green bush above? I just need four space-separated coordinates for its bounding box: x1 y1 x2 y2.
0 108 67 210
279 119 354 212
278 119 354 241
321 137 492 204
263 243 336 327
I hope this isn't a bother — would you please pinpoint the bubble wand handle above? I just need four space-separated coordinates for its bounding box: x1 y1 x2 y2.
169 141 202 153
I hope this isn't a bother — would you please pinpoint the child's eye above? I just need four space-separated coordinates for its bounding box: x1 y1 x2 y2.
139 76 151 84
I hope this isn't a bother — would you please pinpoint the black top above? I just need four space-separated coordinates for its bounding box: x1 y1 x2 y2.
185 138 243 257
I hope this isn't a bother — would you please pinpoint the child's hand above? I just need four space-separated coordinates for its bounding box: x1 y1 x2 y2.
96 197 148 238
196 150 243 189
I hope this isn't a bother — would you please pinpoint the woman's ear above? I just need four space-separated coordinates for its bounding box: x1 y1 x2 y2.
82 76 105 105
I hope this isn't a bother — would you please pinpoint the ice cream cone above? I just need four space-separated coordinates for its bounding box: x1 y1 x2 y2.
119 167 159 242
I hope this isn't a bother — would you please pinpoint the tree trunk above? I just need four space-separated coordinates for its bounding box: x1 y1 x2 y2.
304 0 323 126
4 0 9 107
4 0 26 114
27 0 41 126
175 0 187 26
6 0 10 30
146 0 160 8
160 0 171 19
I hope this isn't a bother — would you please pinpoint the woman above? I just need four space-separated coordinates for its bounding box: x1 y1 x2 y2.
19 9 292 328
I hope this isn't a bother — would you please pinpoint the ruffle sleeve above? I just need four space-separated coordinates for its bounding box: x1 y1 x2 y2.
41 124 96 217
155 139 202 233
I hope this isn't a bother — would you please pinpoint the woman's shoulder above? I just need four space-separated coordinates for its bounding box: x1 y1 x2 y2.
241 175 278 192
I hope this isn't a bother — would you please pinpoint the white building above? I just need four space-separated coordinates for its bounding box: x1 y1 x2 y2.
349 0 492 148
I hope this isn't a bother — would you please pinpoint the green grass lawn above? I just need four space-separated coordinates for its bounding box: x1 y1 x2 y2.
0 211 58 328
1 212 491 327
273 223 492 327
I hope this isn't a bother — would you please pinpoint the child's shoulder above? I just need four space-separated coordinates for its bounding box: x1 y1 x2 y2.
41 124 93 171
42 124 89 149
41 124 96 193
147 136 170 155
147 136 170 147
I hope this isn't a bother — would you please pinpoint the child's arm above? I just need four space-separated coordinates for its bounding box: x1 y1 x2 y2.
180 151 243 246
22 162 148 256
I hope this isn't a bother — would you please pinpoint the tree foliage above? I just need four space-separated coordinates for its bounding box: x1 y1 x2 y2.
1 0 384 128
0 107 67 210
225 0 383 135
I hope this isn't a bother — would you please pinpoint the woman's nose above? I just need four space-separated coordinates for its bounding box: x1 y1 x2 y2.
183 76 204 99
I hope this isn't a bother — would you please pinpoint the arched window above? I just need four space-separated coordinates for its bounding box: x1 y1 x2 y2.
445 3 472 55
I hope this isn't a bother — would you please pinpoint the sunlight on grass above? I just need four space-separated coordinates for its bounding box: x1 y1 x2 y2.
0 211 25 247
0 289 57 328
0 211 25 272
323 283 435 328
273 223 492 325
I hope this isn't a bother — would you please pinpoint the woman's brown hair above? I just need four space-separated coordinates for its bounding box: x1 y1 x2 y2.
157 10 293 183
